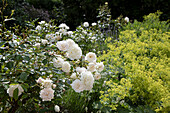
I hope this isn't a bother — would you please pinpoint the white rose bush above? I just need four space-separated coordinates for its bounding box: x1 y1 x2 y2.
0 20 104 112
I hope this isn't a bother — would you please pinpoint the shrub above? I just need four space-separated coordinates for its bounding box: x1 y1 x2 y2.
0 18 105 112
99 12 170 112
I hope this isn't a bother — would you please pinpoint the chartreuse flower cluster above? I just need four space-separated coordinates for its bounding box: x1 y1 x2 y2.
99 28 170 112
1 21 104 112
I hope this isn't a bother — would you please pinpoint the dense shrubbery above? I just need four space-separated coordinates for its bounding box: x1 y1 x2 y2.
99 12 170 112
1 0 170 112
1 0 169 30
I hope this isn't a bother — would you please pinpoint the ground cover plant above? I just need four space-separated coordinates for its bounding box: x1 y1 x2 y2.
99 11 170 113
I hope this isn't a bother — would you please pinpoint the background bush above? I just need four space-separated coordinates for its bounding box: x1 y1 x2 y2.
1 0 169 30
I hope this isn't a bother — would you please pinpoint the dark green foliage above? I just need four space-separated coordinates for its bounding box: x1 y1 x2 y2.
1 0 169 30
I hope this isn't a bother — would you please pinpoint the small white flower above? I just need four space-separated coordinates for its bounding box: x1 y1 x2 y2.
59 28 67 35
52 84 56 89
7 84 24 97
91 36 96 40
36 77 44 84
82 30 87 34
85 52 97 62
55 32 62 40
96 62 104 72
58 23 69 29
54 105 60 112
35 43 40 48
67 31 73 36
41 39 48 45
70 73 77 79
35 25 42 31
92 22 97 26
45 34 57 43
12 40 19 46
87 62 96 72
76 67 87 73
124 17 129 22
53 57 64 68
39 21 45 24
62 61 70 72
49 74 53 78
43 79 53 88
56 41 69 51
94 72 101 80
83 22 89 27
40 88 54 101
71 79 84 93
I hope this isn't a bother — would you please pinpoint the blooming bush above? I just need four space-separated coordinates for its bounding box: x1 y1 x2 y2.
0 19 104 112
99 12 170 112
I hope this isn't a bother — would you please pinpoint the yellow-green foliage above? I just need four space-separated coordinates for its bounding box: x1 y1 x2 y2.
99 29 170 112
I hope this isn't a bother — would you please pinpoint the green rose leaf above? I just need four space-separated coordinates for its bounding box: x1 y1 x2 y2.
21 83 29 92
20 72 29 81
13 88 19 100
7 61 14 70
15 55 22 61
42 59 48 65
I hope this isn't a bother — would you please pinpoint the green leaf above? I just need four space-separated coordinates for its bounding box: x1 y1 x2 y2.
21 84 29 92
0 86 5 94
0 41 5 47
23 56 30 61
20 72 29 81
7 61 14 70
15 55 22 61
13 88 19 100
42 59 48 65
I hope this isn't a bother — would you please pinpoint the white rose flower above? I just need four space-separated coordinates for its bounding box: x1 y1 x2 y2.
56 41 69 51
83 22 89 27
94 72 101 80
59 28 67 35
12 40 19 46
66 39 76 48
7 84 24 97
35 43 40 48
96 62 104 72
45 34 57 43
85 52 96 62
40 88 54 101
62 61 70 72
125 17 129 22
91 36 96 40
80 71 94 90
92 22 97 26
41 39 48 45
58 23 69 29
52 84 56 89
39 21 45 24
53 57 64 68
67 44 82 60
36 77 44 84
35 25 42 31
71 79 84 93
87 62 96 72
82 30 87 34
76 67 87 73
70 73 77 79
54 105 60 112
67 31 73 36
43 79 53 88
